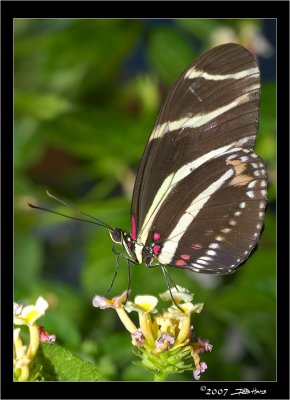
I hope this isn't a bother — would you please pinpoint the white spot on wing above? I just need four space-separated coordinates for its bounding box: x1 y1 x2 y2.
206 250 216 256
200 256 213 261
191 266 201 272
246 191 254 198
209 243 219 249
239 202 246 208
196 259 209 266
227 154 238 160
248 180 257 188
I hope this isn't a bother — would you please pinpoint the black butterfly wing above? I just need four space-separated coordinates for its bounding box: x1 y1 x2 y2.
131 43 267 273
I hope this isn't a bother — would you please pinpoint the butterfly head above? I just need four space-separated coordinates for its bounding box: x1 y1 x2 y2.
109 227 123 244
109 228 139 263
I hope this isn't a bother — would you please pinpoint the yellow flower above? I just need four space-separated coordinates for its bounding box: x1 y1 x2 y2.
124 295 158 314
14 297 48 326
93 287 212 381
124 295 159 347
92 290 129 309
159 285 193 304
168 301 204 316
13 296 54 381
92 291 137 334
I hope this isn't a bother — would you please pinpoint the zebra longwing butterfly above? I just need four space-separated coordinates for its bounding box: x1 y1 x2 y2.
109 43 267 275
30 43 267 277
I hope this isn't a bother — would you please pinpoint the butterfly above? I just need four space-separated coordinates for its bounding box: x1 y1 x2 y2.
30 43 267 281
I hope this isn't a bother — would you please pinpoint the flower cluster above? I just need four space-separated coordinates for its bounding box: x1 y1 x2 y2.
210 21 273 58
13 297 56 381
93 286 212 381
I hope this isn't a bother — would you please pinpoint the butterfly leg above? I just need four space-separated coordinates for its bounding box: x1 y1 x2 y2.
162 266 180 292
160 265 183 312
148 264 180 293
105 245 122 295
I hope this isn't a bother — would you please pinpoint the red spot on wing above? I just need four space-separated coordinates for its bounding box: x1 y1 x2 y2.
127 242 132 248
192 243 203 250
175 259 186 266
131 214 137 241
153 244 161 255
153 232 161 241
181 254 190 260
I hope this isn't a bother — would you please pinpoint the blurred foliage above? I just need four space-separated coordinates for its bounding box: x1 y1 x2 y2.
14 19 276 381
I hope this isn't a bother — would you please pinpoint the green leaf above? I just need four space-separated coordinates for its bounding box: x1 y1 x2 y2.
176 19 219 43
14 231 43 288
15 91 74 121
37 343 105 381
148 28 195 85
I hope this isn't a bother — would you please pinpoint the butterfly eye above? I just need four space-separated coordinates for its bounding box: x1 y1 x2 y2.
109 228 123 244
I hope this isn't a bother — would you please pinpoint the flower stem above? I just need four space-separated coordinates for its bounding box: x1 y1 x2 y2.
18 365 30 382
116 308 137 334
27 324 40 359
154 372 169 382
176 315 190 345
139 313 155 346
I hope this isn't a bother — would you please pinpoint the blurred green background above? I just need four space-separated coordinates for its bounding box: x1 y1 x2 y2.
14 19 276 381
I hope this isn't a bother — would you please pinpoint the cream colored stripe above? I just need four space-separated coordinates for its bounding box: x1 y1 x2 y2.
158 169 234 265
138 144 240 245
150 92 252 140
185 66 259 81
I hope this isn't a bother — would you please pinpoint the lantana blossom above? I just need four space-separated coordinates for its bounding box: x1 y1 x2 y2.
13 296 55 382
14 297 48 326
93 286 212 381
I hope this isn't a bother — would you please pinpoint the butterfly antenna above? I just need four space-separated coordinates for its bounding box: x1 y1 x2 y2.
28 202 112 228
45 190 112 229
28 190 112 230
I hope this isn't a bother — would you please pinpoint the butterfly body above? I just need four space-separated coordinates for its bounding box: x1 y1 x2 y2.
110 43 267 275
109 226 158 266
